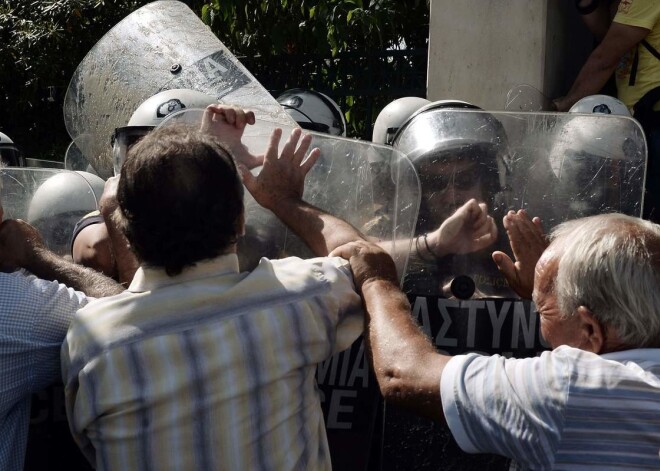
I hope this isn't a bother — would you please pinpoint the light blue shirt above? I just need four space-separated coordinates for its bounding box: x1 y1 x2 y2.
442 345 660 470
0 270 89 471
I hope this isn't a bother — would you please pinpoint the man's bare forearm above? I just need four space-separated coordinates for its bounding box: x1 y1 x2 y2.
361 278 449 422
271 197 366 256
28 247 124 297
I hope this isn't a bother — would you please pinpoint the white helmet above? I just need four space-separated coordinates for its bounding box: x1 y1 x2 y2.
0 131 25 167
111 89 218 174
393 100 499 163
393 100 511 219
550 115 643 176
372 97 431 145
277 88 347 136
569 94 631 116
27 171 101 254
75 171 106 201
548 114 644 215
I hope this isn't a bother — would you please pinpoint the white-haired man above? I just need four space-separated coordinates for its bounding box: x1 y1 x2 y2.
333 212 660 469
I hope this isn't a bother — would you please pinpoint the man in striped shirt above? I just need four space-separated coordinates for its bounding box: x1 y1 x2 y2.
62 108 367 470
333 212 660 469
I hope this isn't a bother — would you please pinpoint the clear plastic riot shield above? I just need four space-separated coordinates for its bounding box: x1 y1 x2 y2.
382 109 646 471
64 0 295 179
157 109 421 277
65 137 99 176
505 83 551 111
157 109 420 470
1 168 99 257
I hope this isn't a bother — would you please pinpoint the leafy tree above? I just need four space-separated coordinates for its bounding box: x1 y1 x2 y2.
1 0 150 159
0 0 427 160
202 0 429 138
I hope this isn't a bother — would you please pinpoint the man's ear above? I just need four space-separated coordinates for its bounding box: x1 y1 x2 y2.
576 306 605 354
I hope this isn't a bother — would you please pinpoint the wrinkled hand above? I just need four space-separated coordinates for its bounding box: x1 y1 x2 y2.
201 104 263 170
425 199 498 258
98 175 119 219
239 127 320 210
491 209 548 299
330 240 399 291
0 219 46 272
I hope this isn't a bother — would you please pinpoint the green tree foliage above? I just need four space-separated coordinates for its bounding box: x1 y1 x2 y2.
0 0 427 160
0 0 152 159
202 0 429 138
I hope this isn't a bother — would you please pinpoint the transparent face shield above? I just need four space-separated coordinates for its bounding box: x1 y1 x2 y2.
157 108 421 281
0 146 23 167
393 109 646 300
111 126 152 175
0 169 99 257
64 0 295 178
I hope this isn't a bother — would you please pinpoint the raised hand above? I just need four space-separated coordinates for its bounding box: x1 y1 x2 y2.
239 127 320 210
200 104 263 170
492 209 548 299
422 199 498 259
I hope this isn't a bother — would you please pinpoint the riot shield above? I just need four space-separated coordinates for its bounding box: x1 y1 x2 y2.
64 0 295 179
505 83 551 111
381 109 646 471
157 109 420 470
1 168 99 258
3 169 101 471
65 137 100 176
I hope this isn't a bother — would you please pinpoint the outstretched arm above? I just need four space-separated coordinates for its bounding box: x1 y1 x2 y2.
492 209 548 299
0 219 124 297
331 240 449 422
240 127 366 256
553 21 649 111
377 199 497 275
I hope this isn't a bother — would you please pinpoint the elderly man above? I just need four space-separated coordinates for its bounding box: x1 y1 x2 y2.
333 211 660 469
61 109 368 469
0 171 124 471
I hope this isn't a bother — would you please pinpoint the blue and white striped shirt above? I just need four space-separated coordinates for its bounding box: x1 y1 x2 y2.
0 270 89 471
62 254 363 470
441 345 660 470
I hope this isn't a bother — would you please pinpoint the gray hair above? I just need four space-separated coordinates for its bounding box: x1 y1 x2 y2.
549 214 660 347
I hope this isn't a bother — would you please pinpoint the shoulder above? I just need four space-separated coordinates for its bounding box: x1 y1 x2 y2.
258 256 354 292
613 0 660 29
0 271 90 341
0 270 88 304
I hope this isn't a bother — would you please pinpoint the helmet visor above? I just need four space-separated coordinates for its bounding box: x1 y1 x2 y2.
112 126 152 175
0 146 23 167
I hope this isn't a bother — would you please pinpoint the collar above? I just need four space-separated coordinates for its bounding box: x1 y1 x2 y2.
128 254 240 293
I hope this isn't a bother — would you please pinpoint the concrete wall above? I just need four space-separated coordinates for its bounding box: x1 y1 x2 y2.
426 0 594 110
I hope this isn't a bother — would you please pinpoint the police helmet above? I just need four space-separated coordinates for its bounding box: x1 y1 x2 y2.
372 97 431 145
0 131 25 167
111 89 218 174
27 171 102 254
393 100 509 191
569 94 631 116
277 88 347 136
